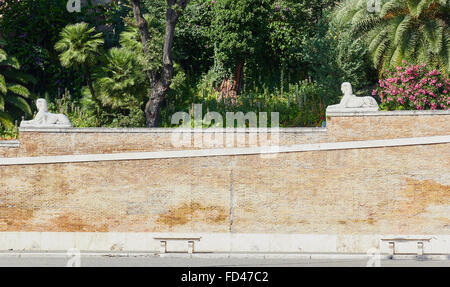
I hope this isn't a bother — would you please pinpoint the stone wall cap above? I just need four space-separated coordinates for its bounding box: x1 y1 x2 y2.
0 140 20 148
18 127 328 134
326 109 450 117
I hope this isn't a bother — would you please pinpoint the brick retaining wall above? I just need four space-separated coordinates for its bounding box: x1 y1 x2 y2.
0 110 448 253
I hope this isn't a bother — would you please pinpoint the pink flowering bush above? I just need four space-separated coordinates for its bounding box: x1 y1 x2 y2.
372 61 450 110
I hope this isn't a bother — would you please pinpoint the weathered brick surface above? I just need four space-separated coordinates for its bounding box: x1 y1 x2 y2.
1 114 448 157
0 113 448 234
0 144 448 234
327 114 450 141
1 131 329 157
0 147 18 158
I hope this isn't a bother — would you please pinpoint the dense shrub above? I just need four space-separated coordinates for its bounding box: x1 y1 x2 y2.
0 124 18 140
373 61 450 110
159 78 326 128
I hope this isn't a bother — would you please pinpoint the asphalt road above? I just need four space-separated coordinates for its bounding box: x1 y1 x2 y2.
0 254 449 267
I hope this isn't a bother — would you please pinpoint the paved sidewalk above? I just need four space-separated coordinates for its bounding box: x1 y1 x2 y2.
0 252 449 267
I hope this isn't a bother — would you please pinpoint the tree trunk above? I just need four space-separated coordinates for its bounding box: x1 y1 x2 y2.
130 0 189 127
219 62 244 103
130 0 151 55
145 82 166 127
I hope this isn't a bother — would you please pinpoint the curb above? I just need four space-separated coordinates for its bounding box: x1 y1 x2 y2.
0 251 448 261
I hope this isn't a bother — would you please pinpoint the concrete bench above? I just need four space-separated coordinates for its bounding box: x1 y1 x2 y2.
154 237 201 254
381 238 432 255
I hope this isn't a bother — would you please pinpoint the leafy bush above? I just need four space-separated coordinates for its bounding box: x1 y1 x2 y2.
46 90 104 128
0 124 18 140
373 61 450 110
159 78 326 128
301 11 343 106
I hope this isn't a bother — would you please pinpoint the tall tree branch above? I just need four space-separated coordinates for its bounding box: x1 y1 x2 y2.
130 0 189 127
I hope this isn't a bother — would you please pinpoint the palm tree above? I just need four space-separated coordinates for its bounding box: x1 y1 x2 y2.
54 22 104 99
0 38 36 128
334 0 449 74
95 47 147 109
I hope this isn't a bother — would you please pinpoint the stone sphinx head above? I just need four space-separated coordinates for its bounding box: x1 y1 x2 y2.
341 82 353 96
36 98 49 113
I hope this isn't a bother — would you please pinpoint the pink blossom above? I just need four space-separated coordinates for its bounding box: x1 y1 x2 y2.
376 61 449 110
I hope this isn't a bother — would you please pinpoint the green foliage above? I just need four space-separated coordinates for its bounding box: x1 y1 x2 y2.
334 0 450 74
0 0 81 100
79 15 164 128
55 22 104 68
100 1 134 47
301 11 343 106
334 26 377 93
95 48 146 108
46 89 104 127
0 38 35 127
160 77 326 128
0 124 18 140
300 7 379 109
119 14 165 72
210 0 271 77
159 0 341 127
175 0 215 74
204 0 340 93
1 0 397 128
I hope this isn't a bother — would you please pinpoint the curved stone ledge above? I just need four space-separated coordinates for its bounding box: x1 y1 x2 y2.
326 109 450 117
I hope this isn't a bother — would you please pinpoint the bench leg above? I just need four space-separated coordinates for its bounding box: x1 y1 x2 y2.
188 241 194 254
160 241 167 254
417 242 424 256
388 242 395 256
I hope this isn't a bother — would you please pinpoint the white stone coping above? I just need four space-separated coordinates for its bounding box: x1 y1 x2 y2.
0 140 19 148
0 135 448 166
18 127 328 134
326 109 450 117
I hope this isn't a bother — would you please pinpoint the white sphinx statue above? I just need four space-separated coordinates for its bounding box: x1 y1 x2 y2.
326 82 378 112
20 98 72 128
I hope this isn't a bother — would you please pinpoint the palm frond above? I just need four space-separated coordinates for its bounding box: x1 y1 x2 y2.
380 0 405 18
341 0 449 73
0 48 7 63
0 111 13 128
4 94 32 116
394 15 412 46
0 55 20 70
0 75 7 95
7 84 30 98
0 95 4 111
55 22 104 68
